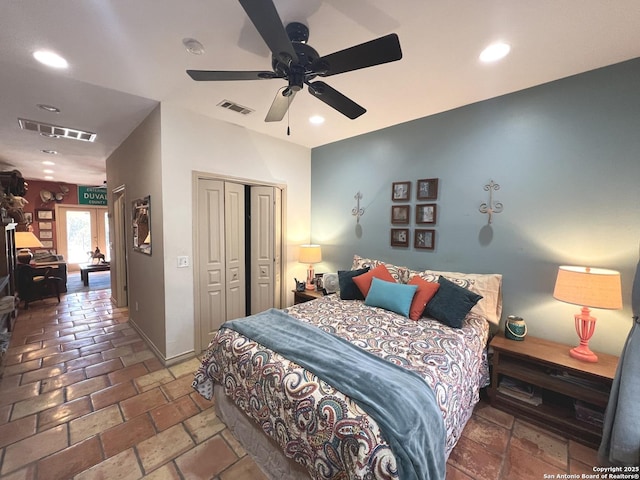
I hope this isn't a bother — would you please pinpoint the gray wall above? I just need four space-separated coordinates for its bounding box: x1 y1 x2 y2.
310 58 640 356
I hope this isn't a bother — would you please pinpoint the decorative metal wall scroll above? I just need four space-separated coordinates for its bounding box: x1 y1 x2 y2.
479 180 503 224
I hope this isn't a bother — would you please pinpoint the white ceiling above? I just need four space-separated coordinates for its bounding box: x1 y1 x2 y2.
1 0 639 187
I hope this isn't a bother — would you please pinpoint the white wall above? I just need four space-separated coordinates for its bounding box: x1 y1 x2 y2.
160 104 311 359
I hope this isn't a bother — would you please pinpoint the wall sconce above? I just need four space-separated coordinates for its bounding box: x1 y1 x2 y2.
351 191 365 223
553 265 623 362
479 180 503 224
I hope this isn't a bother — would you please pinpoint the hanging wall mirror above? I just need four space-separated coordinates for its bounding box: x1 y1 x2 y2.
132 196 151 255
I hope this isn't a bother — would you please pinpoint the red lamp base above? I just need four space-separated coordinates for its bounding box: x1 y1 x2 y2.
306 265 315 291
569 345 598 363
570 307 599 363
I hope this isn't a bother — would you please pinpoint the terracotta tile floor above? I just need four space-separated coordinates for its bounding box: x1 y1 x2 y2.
0 286 602 479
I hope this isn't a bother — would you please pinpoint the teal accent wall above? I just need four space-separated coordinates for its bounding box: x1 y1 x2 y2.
310 58 640 355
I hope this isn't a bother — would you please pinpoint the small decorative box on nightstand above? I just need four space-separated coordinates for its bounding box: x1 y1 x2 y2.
488 333 619 449
293 289 324 305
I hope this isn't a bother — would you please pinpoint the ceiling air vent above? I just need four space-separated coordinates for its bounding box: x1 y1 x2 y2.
217 100 254 115
18 118 97 142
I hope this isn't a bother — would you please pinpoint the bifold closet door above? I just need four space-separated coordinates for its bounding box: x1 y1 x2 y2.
198 178 227 349
224 182 246 321
197 179 247 350
250 186 276 314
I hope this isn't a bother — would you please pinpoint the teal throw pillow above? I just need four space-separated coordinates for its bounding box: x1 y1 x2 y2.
424 276 483 328
364 277 418 317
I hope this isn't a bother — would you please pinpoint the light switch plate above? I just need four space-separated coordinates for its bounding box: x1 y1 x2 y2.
177 256 189 268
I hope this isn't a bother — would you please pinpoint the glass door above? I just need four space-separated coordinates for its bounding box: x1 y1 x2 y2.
56 206 109 271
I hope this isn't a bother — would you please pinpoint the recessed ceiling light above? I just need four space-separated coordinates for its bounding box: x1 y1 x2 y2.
43 169 54 174
40 133 61 139
42 161 56 166
37 104 61 113
479 42 511 63
182 38 205 55
44 175 54 180
41 149 58 155
309 115 325 125
33 50 69 69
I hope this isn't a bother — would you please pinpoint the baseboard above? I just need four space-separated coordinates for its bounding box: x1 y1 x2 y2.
127 318 196 367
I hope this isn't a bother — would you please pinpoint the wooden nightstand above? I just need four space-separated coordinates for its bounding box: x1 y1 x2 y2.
293 289 324 304
489 333 619 449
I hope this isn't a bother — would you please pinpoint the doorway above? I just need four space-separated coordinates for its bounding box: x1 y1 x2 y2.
56 205 109 271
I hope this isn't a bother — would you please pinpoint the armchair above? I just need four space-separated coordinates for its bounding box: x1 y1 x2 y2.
15 264 62 309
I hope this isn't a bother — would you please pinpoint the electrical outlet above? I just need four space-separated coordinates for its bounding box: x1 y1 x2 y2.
177 256 189 268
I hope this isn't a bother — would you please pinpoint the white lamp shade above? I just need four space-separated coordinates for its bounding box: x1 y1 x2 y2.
553 266 623 310
15 231 44 249
299 244 322 264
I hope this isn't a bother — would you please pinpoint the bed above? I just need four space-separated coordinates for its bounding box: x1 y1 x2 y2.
194 255 502 480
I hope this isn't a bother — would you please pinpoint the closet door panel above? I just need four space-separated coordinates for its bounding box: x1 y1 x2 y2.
250 186 275 314
224 182 246 321
198 179 226 349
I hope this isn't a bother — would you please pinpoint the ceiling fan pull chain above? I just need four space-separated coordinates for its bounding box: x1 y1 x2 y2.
287 94 291 136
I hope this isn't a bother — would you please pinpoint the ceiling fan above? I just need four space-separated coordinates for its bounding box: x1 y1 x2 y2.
187 0 403 122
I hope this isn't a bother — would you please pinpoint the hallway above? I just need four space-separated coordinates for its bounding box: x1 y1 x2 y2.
0 287 601 479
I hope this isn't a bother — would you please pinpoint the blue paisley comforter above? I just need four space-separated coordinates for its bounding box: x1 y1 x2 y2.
193 294 490 480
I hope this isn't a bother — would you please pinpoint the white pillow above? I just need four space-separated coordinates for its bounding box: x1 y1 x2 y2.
351 255 411 284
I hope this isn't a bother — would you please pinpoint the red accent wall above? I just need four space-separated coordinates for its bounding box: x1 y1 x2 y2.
22 179 81 254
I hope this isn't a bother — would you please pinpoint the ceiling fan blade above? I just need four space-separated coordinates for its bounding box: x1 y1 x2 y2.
265 88 297 122
307 81 366 119
313 33 402 77
187 70 280 81
238 0 299 65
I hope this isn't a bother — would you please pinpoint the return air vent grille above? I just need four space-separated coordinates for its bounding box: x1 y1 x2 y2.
217 100 254 115
18 118 97 142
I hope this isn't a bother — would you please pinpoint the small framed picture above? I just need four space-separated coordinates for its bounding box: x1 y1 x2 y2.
417 178 439 200
392 181 411 202
36 209 54 221
314 273 324 291
390 228 409 247
416 203 437 224
391 205 410 224
39 231 53 239
24 212 33 224
40 240 54 248
415 229 435 250
38 221 53 230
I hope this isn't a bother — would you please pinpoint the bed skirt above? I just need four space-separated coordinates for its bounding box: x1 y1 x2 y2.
214 384 311 480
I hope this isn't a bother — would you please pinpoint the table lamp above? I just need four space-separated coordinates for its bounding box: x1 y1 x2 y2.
299 244 322 290
553 265 622 362
15 232 44 264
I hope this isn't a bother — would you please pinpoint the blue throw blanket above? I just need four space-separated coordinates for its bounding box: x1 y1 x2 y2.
223 308 446 480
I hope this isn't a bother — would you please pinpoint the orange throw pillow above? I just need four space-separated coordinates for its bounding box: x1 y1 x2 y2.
353 264 396 297
408 276 440 320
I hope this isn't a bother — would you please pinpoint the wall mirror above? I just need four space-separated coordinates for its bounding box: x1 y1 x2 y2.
132 196 151 255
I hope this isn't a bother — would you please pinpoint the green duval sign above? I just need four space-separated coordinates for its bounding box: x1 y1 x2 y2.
78 186 107 206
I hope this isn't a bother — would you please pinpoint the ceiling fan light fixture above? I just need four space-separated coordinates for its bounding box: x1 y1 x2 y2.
33 50 69 69
183 38 205 55
479 42 511 63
